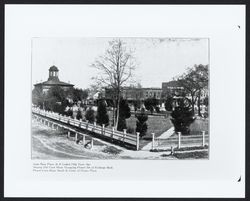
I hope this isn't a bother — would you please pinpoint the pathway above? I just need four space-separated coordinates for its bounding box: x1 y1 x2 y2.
141 127 175 150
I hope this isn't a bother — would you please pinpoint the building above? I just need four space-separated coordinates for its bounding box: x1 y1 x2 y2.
104 87 162 102
34 65 74 93
162 80 184 99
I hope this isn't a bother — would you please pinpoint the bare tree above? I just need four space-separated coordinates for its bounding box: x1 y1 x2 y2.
91 39 135 129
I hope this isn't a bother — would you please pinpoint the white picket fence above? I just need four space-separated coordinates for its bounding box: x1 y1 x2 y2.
32 107 140 150
151 132 209 150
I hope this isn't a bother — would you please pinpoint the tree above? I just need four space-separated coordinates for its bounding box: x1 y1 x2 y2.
170 98 195 135
32 87 46 109
117 99 131 131
91 39 135 130
203 96 209 107
76 109 82 120
44 86 66 113
144 98 159 114
136 109 148 137
85 108 95 123
165 96 174 111
177 64 208 115
96 100 109 127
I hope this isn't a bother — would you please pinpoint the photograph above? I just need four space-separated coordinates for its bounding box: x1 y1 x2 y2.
31 37 209 160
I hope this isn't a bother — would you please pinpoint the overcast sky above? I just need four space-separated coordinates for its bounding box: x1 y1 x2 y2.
32 37 209 89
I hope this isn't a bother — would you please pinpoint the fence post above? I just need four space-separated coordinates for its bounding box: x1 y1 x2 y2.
136 132 140 151
83 134 85 146
171 146 174 155
74 117 77 126
93 121 96 132
59 114 61 121
102 124 105 135
67 130 70 138
86 120 89 130
75 132 78 143
79 119 82 127
178 132 181 149
112 127 115 138
202 131 205 147
151 133 155 150
123 129 127 143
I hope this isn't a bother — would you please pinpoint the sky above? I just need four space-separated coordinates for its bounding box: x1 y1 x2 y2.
32 37 209 89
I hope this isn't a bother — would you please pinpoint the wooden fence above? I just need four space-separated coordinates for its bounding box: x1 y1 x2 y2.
32 107 140 150
151 131 209 150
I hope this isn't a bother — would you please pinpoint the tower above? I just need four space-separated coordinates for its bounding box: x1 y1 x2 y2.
48 65 59 81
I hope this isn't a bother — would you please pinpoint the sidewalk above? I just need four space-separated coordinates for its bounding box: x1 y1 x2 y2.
141 127 175 150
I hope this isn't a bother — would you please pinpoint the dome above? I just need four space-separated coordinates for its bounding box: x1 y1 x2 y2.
49 65 59 72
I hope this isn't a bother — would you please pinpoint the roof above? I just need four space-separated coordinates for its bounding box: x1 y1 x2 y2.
162 80 182 88
49 65 59 71
34 79 74 87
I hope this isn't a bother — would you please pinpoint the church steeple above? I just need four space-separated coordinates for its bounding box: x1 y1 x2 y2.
48 65 59 81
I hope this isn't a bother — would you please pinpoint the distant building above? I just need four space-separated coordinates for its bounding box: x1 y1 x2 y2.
162 80 184 99
104 87 162 101
34 65 74 93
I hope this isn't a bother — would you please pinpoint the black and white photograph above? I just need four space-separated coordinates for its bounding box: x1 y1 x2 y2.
31 37 209 160
4 5 245 198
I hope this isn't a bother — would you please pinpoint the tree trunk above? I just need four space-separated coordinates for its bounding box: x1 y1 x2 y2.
197 90 201 116
114 90 121 130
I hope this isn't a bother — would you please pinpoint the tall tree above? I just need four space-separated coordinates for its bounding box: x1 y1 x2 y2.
177 64 208 115
91 39 135 130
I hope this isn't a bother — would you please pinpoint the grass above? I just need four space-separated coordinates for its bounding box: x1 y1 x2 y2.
173 151 208 159
150 145 209 152
126 114 173 148
190 118 209 135
102 146 122 155
126 114 173 137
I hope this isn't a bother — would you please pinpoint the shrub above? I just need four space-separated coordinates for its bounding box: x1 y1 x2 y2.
117 117 127 131
76 110 82 120
85 108 95 123
136 111 148 137
165 96 174 111
117 99 131 131
171 99 195 135
155 106 160 113
126 126 135 134
96 100 109 126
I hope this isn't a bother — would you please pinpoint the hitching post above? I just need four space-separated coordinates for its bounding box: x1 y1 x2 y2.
178 132 181 149
136 132 140 151
123 129 127 143
151 133 155 150
202 131 205 147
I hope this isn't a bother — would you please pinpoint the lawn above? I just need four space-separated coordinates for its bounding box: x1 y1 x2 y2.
126 114 173 137
190 118 209 135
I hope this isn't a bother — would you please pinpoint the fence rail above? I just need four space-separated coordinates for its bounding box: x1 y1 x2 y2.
32 107 140 150
152 132 209 150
